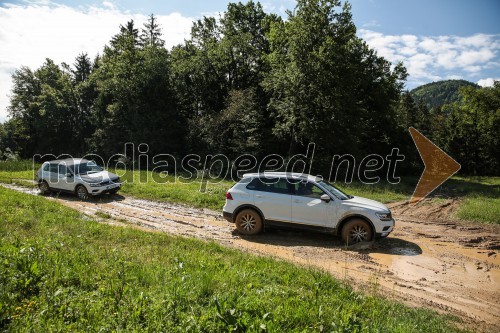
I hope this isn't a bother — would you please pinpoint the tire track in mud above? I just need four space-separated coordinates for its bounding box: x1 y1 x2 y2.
2 183 499 332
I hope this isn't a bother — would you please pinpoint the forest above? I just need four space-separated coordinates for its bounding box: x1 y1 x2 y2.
0 0 498 176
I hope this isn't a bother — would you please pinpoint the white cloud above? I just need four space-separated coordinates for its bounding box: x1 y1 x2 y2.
0 1 194 122
359 29 500 88
477 78 499 87
362 20 380 29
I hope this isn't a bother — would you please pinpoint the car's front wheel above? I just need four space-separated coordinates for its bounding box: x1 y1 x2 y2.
76 185 89 201
235 209 263 235
341 219 373 245
38 181 50 195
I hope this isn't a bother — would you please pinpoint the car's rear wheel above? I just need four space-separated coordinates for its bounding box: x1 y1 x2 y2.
235 209 263 235
76 185 89 201
341 219 373 245
38 181 50 195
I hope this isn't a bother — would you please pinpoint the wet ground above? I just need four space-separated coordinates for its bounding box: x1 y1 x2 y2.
2 183 499 331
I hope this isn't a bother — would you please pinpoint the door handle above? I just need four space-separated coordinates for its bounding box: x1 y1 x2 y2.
293 199 301 203
255 195 263 198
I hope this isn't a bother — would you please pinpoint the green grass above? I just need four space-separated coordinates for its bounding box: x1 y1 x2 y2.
0 160 38 185
448 177 500 224
0 187 467 332
0 160 36 172
455 197 500 224
116 170 232 211
335 180 417 203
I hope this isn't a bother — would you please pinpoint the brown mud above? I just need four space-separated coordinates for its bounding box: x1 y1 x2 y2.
2 184 499 331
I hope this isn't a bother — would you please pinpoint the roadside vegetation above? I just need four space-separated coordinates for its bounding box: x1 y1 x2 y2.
0 160 498 223
0 186 467 332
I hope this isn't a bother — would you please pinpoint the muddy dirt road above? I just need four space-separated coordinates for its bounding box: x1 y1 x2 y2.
2 183 499 331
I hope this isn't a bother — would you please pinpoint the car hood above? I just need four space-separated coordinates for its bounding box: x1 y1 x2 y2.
79 171 119 183
340 196 389 212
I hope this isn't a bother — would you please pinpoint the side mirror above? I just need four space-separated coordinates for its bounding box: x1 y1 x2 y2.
320 194 331 203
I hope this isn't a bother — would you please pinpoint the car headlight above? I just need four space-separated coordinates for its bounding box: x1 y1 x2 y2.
375 212 392 221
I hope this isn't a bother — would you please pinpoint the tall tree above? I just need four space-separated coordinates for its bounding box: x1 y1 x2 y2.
91 19 183 156
140 14 165 47
8 59 78 156
91 20 143 155
264 0 406 164
171 1 280 156
445 83 500 175
72 53 97 153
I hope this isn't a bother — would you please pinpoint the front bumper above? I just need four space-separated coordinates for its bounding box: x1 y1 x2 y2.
376 218 395 238
89 183 121 195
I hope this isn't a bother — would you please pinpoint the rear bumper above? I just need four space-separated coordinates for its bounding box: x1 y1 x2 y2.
222 211 233 223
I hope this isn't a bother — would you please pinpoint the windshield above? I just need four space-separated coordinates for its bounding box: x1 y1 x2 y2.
72 162 103 175
317 180 350 200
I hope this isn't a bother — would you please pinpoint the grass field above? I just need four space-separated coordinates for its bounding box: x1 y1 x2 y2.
0 160 498 223
449 176 500 223
0 186 467 332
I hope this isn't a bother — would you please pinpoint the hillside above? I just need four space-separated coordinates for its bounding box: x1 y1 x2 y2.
410 79 478 109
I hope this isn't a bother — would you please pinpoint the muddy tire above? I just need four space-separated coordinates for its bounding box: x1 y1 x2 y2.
76 185 89 201
341 219 373 245
38 181 50 195
109 188 119 195
235 209 263 235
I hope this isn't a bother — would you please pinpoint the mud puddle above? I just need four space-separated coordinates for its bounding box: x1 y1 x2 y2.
2 184 499 331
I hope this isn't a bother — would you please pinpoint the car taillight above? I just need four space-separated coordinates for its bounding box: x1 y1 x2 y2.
226 191 233 200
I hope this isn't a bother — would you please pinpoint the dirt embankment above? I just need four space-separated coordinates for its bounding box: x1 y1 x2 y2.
2 183 499 332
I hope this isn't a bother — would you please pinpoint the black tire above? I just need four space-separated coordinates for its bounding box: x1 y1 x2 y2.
341 219 373 245
75 185 89 201
235 209 263 235
38 181 50 195
109 188 119 195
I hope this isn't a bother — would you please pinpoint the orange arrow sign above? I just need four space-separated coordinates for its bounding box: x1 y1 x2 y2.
409 127 461 205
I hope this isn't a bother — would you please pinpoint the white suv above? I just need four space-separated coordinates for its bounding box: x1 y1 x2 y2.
222 172 394 244
36 158 121 200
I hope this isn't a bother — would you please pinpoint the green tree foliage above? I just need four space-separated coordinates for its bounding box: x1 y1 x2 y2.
0 119 23 160
264 0 407 163
72 53 97 153
444 82 500 175
91 18 183 156
170 1 280 156
410 79 478 110
3 2 498 176
396 91 430 134
8 60 79 156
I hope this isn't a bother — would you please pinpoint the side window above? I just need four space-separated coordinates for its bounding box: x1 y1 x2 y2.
42 164 49 172
246 177 289 193
257 177 291 194
246 178 260 190
58 164 67 175
294 182 325 198
49 164 59 173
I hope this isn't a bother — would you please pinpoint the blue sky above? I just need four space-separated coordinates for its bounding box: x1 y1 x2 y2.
0 0 499 121
22 0 498 35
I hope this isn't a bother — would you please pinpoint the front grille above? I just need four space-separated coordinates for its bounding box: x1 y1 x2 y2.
99 178 120 186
